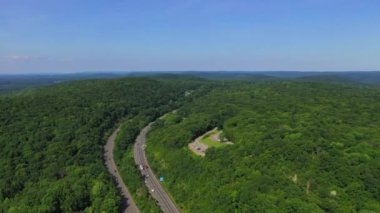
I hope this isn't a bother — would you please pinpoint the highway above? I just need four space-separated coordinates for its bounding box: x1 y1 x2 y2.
134 123 181 213
104 127 140 213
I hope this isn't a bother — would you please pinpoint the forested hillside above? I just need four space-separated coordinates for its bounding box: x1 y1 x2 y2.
0 76 206 212
146 82 380 212
2 75 379 212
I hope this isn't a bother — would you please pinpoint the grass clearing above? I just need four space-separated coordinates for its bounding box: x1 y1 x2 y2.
199 128 228 148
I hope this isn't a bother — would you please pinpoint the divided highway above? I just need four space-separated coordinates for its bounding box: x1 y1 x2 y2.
134 123 181 213
104 128 139 213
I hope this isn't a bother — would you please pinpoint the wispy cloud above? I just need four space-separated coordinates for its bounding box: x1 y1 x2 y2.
0 55 45 62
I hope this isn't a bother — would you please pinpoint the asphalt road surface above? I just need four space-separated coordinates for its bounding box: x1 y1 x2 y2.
104 127 140 213
134 123 181 213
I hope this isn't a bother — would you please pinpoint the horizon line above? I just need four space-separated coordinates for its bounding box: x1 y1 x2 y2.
1 70 380 75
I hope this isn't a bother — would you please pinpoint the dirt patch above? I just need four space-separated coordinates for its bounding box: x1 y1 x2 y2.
211 133 221 142
188 141 208 157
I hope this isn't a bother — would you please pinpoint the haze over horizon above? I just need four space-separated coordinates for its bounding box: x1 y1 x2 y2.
1 0 380 73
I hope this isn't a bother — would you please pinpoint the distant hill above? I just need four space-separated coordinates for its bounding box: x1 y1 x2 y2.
0 72 129 93
184 71 380 85
2 71 380 94
338 72 380 85
255 71 380 85
292 75 359 85
182 71 278 82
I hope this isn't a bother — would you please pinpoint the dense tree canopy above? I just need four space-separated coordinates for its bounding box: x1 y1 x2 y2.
2 75 379 212
0 76 206 212
146 82 380 212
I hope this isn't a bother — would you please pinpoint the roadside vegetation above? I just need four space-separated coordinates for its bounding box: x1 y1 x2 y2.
146 82 380 212
114 116 161 213
113 81 215 213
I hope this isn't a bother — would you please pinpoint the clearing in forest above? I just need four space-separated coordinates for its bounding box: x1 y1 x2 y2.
188 128 233 157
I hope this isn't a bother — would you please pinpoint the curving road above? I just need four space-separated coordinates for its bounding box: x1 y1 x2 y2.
134 123 181 213
104 127 140 213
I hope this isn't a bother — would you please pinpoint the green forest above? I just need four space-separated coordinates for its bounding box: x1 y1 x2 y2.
146 82 380 212
0 76 206 212
1 75 380 213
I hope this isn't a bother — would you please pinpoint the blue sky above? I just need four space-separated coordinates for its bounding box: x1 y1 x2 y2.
1 0 379 73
